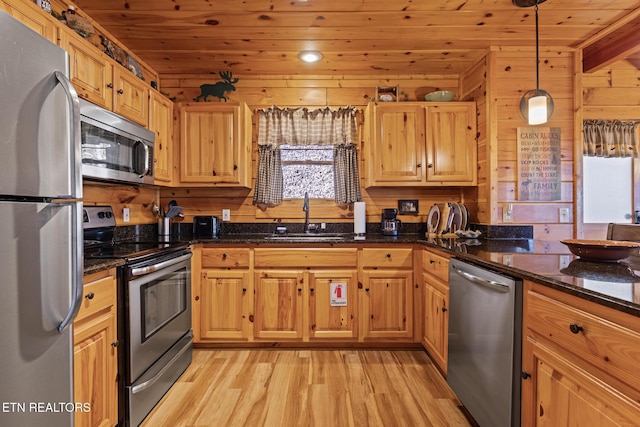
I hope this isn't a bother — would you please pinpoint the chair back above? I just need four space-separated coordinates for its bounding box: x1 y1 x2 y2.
606 223 640 242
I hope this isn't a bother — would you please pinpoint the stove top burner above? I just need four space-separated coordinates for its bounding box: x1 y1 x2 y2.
84 241 190 263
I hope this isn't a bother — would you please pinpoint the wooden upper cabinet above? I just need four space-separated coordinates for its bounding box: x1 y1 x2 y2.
113 66 148 126
58 26 114 111
58 25 149 126
178 102 252 187
1 0 57 42
365 102 477 187
149 90 174 185
425 102 477 185
369 103 425 183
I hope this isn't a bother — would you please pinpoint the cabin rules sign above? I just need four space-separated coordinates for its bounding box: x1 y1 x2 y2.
517 127 561 201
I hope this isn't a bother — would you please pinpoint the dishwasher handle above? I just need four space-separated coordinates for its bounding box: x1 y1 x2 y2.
452 266 510 293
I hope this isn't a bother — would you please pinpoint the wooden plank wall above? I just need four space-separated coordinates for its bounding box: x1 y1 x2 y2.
468 46 579 245
158 74 467 227
581 60 640 239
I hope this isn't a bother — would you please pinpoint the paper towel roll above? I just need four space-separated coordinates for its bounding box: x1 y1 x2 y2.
354 202 366 234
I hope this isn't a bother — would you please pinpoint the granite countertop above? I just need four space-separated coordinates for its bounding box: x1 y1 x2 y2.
84 258 125 275
192 232 640 317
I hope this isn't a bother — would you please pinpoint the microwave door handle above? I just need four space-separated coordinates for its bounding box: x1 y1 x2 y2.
132 140 150 178
54 70 82 199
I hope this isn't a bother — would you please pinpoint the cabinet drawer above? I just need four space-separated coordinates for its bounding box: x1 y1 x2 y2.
361 248 413 268
77 270 116 323
527 290 640 391
422 249 449 282
202 248 250 268
254 248 357 268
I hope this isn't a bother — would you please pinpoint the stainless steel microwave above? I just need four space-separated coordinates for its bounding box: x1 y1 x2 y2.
80 99 154 185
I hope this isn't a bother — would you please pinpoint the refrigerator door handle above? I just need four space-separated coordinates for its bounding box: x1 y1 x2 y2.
57 202 84 333
54 70 82 199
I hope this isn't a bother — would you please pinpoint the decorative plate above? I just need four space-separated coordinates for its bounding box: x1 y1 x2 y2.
427 204 440 234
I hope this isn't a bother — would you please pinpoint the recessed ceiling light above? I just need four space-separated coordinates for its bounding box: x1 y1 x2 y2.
298 51 323 63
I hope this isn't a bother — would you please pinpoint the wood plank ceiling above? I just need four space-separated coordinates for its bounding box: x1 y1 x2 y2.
72 0 640 77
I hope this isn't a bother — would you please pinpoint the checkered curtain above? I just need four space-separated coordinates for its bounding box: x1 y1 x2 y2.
254 106 361 205
583 120 639 158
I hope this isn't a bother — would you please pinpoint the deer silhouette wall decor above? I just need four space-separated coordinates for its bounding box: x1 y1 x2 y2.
194 71 239 102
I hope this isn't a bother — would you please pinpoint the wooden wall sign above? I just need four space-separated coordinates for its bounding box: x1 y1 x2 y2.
517 127 562 201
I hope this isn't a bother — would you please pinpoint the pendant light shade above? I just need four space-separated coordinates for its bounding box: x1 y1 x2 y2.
517 0 553 125
520 89 554 125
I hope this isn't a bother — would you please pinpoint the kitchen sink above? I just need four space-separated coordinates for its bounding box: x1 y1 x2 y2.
264 233 350 241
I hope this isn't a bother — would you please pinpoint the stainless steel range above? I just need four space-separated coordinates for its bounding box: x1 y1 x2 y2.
84 206 193 426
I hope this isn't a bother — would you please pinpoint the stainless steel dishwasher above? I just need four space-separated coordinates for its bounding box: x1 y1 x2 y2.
447 259 523 427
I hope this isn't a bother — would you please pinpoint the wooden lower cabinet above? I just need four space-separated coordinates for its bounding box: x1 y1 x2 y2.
421 248 450 373
308 270 358 340
254 270 304 340
75 269 118 427
198 270 251 341
522 280 640 426
361 270 413 340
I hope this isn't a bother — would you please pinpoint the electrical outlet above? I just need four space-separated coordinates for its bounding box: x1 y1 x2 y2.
123 207 130 223
503 254 513 266
559 255 571 269
222 209 231 221
503 203 513 223
559 208 570 223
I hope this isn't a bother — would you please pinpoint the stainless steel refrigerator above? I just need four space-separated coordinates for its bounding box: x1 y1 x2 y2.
0 11 83 427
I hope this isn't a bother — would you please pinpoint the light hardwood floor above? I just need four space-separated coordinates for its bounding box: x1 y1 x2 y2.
141 349 472 427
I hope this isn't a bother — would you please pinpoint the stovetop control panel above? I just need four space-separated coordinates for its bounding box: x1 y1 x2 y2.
83 205 116 230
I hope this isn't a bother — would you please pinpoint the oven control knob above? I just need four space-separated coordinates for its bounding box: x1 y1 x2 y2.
105 211 113 218
98 212 104 219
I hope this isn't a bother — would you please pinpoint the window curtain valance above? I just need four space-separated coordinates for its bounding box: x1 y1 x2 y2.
253 105 361 207
257 105 359 147
583 119 640 158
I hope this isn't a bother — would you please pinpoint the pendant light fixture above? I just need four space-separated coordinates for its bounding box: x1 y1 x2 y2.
514 0 554 125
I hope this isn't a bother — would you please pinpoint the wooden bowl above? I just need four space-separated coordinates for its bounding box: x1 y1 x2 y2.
560 239 640 262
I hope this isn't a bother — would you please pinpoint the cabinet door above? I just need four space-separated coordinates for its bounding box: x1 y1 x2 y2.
198 270 251 341
254 270 304 340
75 272 118 427
371 103 425 184
422 273 449 373
425 103 477 184
362 270 413 339
58 27 114 110
150 90 174 184
522 339 640 426
113 67 149 126
1 0 57 42
179 104 245 185
308 270 358 340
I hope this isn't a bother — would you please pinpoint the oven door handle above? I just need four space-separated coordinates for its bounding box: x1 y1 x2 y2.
130 339 192 394
130 252 192 277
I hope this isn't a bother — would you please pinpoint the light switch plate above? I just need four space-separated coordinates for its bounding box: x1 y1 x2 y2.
503 254 513 266
123 207 130 223
559 208 570 223
559 255 571 269
222 209 231 221
503 203 513 223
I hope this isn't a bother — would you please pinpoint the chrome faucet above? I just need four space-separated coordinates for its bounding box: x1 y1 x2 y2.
303 191 310 232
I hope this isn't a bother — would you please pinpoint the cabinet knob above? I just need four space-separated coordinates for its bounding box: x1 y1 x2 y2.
107 83 113 89
297 288 302 293
310 288 315 292
111 340 119 348
521 371 531 380
365 288 370 292
242 288 247 294
195 296 200 301
417 163 422 168
428 164 433 168
249 314 254 323
85 292 95 300
569 323 584 334
222 253 227 259
442 307 448 313
117 89 124 94
386 253 391 258
429 259 435 264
